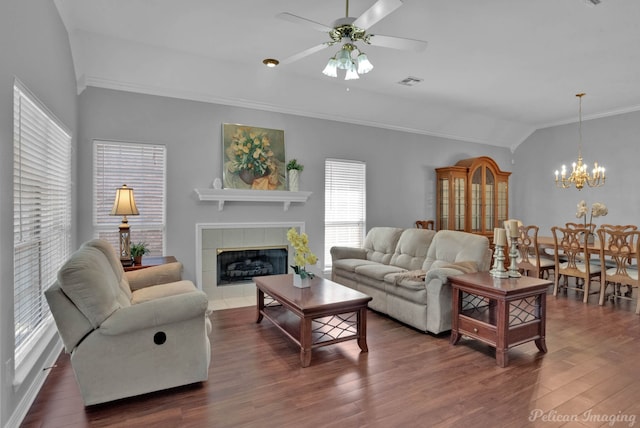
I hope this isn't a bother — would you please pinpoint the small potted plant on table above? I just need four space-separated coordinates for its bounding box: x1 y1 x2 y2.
130 242 150 265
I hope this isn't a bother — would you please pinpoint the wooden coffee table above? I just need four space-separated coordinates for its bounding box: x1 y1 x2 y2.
449 272 551 367
255 274 372 367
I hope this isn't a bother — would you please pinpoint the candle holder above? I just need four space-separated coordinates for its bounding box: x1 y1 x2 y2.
490 244 509 278
508 236 521 278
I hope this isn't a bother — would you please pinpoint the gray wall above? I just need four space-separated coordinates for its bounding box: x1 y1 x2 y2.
76 87 512 282
0 0 77 426
512 110 640 236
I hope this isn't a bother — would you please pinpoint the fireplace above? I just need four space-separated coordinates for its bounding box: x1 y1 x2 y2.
216 245 288 285
196 222 305 301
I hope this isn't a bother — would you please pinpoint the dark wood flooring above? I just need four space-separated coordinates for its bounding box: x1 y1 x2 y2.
21 286 640 428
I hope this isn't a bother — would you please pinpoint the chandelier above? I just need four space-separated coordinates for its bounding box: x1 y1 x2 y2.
322 42 373 80
554 93 606 190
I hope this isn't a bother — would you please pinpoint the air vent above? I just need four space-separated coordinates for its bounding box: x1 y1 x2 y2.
585 0 601 5
397 76 424 87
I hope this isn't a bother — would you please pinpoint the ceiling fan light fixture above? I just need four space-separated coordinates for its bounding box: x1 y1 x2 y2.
344 63 360 80
322 57 339 77
335 45 353 70
356 52 373 74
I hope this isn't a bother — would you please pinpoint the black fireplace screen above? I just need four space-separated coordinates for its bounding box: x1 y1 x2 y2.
216 245 288 285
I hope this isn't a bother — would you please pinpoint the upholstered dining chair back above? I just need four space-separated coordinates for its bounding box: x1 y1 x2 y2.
596 228 640 313
551 226 602 303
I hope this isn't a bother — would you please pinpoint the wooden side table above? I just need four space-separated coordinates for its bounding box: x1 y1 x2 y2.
449 272 551 367
124 256 177 272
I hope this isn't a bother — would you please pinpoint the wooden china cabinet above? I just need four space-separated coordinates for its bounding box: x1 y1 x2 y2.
435 156 510 240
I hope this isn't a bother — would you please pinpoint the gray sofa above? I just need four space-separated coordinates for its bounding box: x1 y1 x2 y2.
331 228 491 334
45 239 211 405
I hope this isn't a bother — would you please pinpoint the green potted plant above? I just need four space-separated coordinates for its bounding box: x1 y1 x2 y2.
286 159 304 192
130 242 150 265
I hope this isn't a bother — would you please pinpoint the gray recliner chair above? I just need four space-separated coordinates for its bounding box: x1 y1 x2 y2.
45 239 211 405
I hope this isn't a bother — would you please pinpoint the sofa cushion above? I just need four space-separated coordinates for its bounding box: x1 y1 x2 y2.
57 246 121 328
333 258 380 273
389 229 436 270
355 263 406 281
82 239 132 304
363 227 404 264
422 230 490 272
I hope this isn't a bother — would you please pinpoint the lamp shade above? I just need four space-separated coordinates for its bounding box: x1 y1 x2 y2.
110 184 139 216
356 53 373 74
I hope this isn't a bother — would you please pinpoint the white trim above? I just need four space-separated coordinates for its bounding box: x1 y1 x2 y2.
195 222 305 290
194 188 312 211
6 337 63 428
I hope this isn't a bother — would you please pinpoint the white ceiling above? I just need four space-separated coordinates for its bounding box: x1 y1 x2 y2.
54 0 640 149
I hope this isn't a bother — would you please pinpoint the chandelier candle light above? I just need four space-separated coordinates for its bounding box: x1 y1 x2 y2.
287 227 318 288
555 93 606 190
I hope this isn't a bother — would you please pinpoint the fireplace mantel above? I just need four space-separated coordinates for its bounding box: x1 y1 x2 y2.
194 188 312 211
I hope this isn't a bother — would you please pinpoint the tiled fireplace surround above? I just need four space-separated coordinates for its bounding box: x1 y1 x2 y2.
196 222 305 308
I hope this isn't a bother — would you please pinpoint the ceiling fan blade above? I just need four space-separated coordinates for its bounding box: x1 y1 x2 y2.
353 0 403 30
367 34 427 52
277 12 333 33
281 43 331 65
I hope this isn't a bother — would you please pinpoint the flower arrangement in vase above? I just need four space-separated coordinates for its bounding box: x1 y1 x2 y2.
286 227 318 288
575 200 608 242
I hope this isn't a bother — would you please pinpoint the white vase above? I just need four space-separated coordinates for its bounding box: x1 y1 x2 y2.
288 169 299 192
292 273 310 288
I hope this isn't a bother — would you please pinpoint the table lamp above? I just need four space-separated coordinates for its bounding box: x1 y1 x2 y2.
110 184 139 266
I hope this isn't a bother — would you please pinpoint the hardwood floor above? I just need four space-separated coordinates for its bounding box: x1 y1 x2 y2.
21 286 640 428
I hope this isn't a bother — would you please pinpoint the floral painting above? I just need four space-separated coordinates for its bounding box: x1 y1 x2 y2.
222 124 286 190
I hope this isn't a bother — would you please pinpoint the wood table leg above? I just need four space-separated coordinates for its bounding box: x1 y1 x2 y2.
357 307 368 352
300 317 312 367
450 286 461 345
256 288 264 323
495 299 508 368
535 292 547 353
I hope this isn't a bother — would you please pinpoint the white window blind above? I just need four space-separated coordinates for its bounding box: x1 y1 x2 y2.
94 141 167 255
13 81 72 364
324 159 366 269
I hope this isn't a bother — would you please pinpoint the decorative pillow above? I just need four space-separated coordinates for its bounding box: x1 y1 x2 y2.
57 246 120 328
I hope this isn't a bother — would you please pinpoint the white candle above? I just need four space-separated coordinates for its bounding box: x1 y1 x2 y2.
494 227 500 244
508 220 519 238
495 228 507 246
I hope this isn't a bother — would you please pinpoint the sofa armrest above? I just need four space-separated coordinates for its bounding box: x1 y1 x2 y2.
330 246 367 261
425 267 468 284
99 290 208 335
125 262 183 291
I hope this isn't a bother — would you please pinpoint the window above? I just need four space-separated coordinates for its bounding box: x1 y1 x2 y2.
94 141 167 255
324 159 366 270
13 80 72 366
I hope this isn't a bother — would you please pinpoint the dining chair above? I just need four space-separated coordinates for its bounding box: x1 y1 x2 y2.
516 225 555 279
599 224 638 232
551 226 602 303
565 222 597 233
596 228 640 313
415 220 435 230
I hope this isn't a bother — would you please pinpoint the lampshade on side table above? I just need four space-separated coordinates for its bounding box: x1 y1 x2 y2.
110 184 139 266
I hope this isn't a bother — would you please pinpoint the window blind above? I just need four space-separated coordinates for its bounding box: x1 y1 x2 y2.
324 159 366 269
13 81 72 364
94 141 167 255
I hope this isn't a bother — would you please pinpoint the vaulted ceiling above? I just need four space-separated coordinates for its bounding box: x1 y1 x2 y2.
54 0 640 149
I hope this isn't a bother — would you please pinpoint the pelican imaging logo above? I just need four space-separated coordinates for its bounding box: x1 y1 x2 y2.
529 409 636 426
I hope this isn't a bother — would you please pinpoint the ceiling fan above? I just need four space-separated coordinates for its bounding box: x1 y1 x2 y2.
276 0 428 79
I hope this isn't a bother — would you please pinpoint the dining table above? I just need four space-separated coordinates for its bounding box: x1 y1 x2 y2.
537 235 637 257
